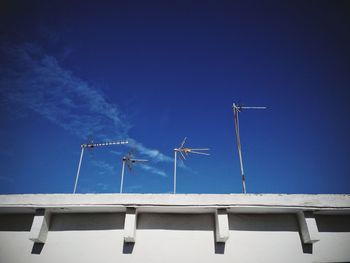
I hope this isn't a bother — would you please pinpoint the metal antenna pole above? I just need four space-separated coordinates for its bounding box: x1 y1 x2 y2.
232 103 266 194
233 108 246 194
174 150 177 194
73 147 85 194
120 160 125 193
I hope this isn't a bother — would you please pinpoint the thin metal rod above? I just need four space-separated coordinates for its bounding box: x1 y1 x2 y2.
82 140 128 148
120 160 125 193
179 150 186 160
233 108 247 194
190 151 210 155
174 151 177 194
190 148 210 150
240 106 266 109
232 103 267 111
73 147 85 194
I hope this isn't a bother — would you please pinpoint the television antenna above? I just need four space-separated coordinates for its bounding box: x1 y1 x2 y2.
173 137 210 194
73 139 128 194
232 102 266 194
120 150 148 193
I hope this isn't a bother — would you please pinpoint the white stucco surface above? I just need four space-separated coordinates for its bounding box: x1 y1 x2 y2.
0 194 350 263
0 194 349 215
1 193 350 208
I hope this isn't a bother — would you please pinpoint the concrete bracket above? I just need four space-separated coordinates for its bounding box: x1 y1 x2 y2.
297 211 319 244
215 208 229 243
29 209 51 243
124 207 137 243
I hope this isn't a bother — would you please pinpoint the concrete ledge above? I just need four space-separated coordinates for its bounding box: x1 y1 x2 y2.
297 211 319 244
0 194 349 214
215 209 229 242
1 194 350 207
124 208 137 243
29 209 50 243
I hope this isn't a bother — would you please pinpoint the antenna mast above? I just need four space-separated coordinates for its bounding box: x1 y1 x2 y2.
120 150 148 193
173 137 210 194
73 139 128 194
232 103 266 194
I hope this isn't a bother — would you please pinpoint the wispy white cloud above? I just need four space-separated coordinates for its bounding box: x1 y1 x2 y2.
139 164 167 177
109 145 169 177
127 138 173 163
0 42 171 177
1 43 129 140
90 160 115 175
96 182 110 191
110 150 123 156
124 138 172 177
124 184 143 192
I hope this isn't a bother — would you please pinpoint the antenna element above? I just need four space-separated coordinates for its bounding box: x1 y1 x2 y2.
73 139 128 194
173 137 210 194
120 150 148 193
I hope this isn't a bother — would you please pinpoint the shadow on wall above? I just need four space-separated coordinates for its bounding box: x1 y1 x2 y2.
215 242 225 254
31 242 45 255
137 213 227 255
0 214 34 231
50 213 125 231
316 215 350 232
301 243 313 254
229 214 299 232
229 214 315 255
123 242 135 254
137 213 214 230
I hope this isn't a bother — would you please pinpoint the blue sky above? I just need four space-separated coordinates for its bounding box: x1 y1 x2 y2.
0 1 349 194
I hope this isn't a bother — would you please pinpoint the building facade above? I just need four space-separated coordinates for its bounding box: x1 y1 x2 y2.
0 194 350 263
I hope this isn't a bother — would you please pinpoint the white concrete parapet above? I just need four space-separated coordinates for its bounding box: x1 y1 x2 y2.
1 194 350 214
215 208 229 243
297 211 319 244
29 209 51 243
124 207 137 243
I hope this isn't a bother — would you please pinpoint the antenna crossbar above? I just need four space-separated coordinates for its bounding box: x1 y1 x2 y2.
239 106 267 109
82 140 128 148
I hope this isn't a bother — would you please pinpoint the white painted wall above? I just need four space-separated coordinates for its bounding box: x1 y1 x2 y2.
1 212 350 263
314 215 350 262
